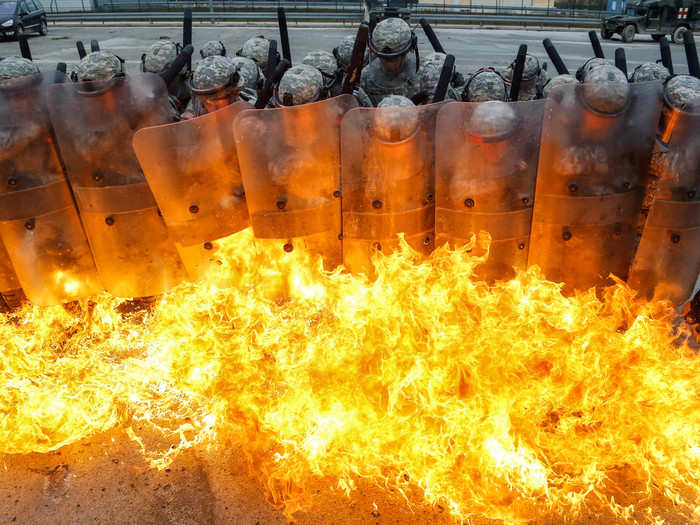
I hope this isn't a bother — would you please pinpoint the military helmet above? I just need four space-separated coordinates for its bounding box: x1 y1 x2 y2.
230 56 261 90
423 52 447 70
334 35 368 70
0 56 40 81
467 100 519 142
462 67 507 102
542 73 577 98
75 51 124 82
302 50 340 91
239 36 271 69
369 17 415 57
200 40 226 59
576 57 611 81
191 55 241 93
581 63 630 114
374 95 418 142
663 74 700 110
504 54 541 101
275 64 323 106
141 41 179 75
630 62 670 83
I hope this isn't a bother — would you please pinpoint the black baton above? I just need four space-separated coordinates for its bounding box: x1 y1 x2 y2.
277 7 292 65
509 44 527 102
161 44 193 86
18 34 31 60
419 18 445 54
683 30 700 78
183 8 193 72
256 59 291 109
659 36 674 75
588 30 605 59
342 22 369 94
90 39 100 52
76 41 87 59
433 54 455 103
542 38 569 75
614 48 628 78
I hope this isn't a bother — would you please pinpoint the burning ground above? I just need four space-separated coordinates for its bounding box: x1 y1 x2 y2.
0 229 698 524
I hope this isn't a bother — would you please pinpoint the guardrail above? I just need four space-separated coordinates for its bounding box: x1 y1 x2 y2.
48 7 604 27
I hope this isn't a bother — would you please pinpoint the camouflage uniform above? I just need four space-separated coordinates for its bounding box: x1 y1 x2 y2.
190 55 244 116
238 36 272 71
462 68 507 102
302 50 341 97
542 73 577 98
142 40 189 116
230 56 263 104
276 64 323 106
361 17 419 106
630 62 670 83
200 40 226 59
503 54 542 100
74 51 123 82
377 94 414 108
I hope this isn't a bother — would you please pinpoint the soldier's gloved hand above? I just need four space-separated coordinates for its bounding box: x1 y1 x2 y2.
451 71 465 88
353 87 374 107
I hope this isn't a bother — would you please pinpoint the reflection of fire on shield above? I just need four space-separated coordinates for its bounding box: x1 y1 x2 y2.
134 101 253 280
341 103 440 275
48 73 187 298
528 81 662 292
435 99 545 282
234 95 358 268
0 72 100 305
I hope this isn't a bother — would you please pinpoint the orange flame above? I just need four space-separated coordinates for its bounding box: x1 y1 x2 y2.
0 228 698 524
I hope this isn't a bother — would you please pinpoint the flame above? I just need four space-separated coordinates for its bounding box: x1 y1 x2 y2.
0 228 698 524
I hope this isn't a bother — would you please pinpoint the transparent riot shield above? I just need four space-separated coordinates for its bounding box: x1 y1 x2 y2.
133 101 253 280
0 239 22 310
233 95 358 268
340 103 441 275
629 103 700 305
528 81 663 292
48 73 186 298
0 73 100 305
435 99 545 281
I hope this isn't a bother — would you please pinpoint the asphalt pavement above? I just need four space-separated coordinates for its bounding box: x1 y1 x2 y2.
0 23 694 76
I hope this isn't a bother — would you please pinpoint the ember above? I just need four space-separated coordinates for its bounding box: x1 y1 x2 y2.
1 229 698 524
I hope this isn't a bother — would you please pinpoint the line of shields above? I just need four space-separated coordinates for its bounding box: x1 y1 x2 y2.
0 67 698 311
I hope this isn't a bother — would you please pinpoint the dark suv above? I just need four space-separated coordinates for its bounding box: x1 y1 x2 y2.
0 0 47 41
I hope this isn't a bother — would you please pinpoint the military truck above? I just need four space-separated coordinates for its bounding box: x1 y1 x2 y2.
602 0 699 43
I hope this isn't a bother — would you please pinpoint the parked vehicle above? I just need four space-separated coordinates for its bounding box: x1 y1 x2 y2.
0 0 47 41
602 0 699 43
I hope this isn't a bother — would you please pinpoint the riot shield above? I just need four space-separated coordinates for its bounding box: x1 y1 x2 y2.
233 95 358 267
48 73 187 298
528 81 663 292
0 238 22 310
133 101 253 279
0 73 100 305
340 103 441 275
628 103 700 305
435 99 545 281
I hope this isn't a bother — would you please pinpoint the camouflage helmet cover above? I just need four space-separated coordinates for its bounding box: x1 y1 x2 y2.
200 40 226 58
374 96 418 142
240 36 271 69
467 100 518 141
663 75 700 110
630 62 670 83
0 56 40 81
75 51 123 82
230 56 261 90
302 50 338 78
192 55 239 91
143 40 178 74
371 17 413 55
505 53 541 82
277 64 323 106
576 57 611 81
463 68 507 102
335 35 368 69
581 63 630 114
542 73 577 98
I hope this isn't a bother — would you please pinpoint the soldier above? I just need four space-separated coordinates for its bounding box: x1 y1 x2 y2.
0 56 101 306
200 40 226 59
189 55 245 116
141 40 189 115
416 52 459 104
663 74 700 109
630 62 671 83
48 50 186 299
542 73 577 98
503 54 544 100
333 34 368 73
361 17 419 106
575 57 612 81
461 67 507 102
302 50 342 98
237 35 274 73
581 62 629 113
231 56 264 103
